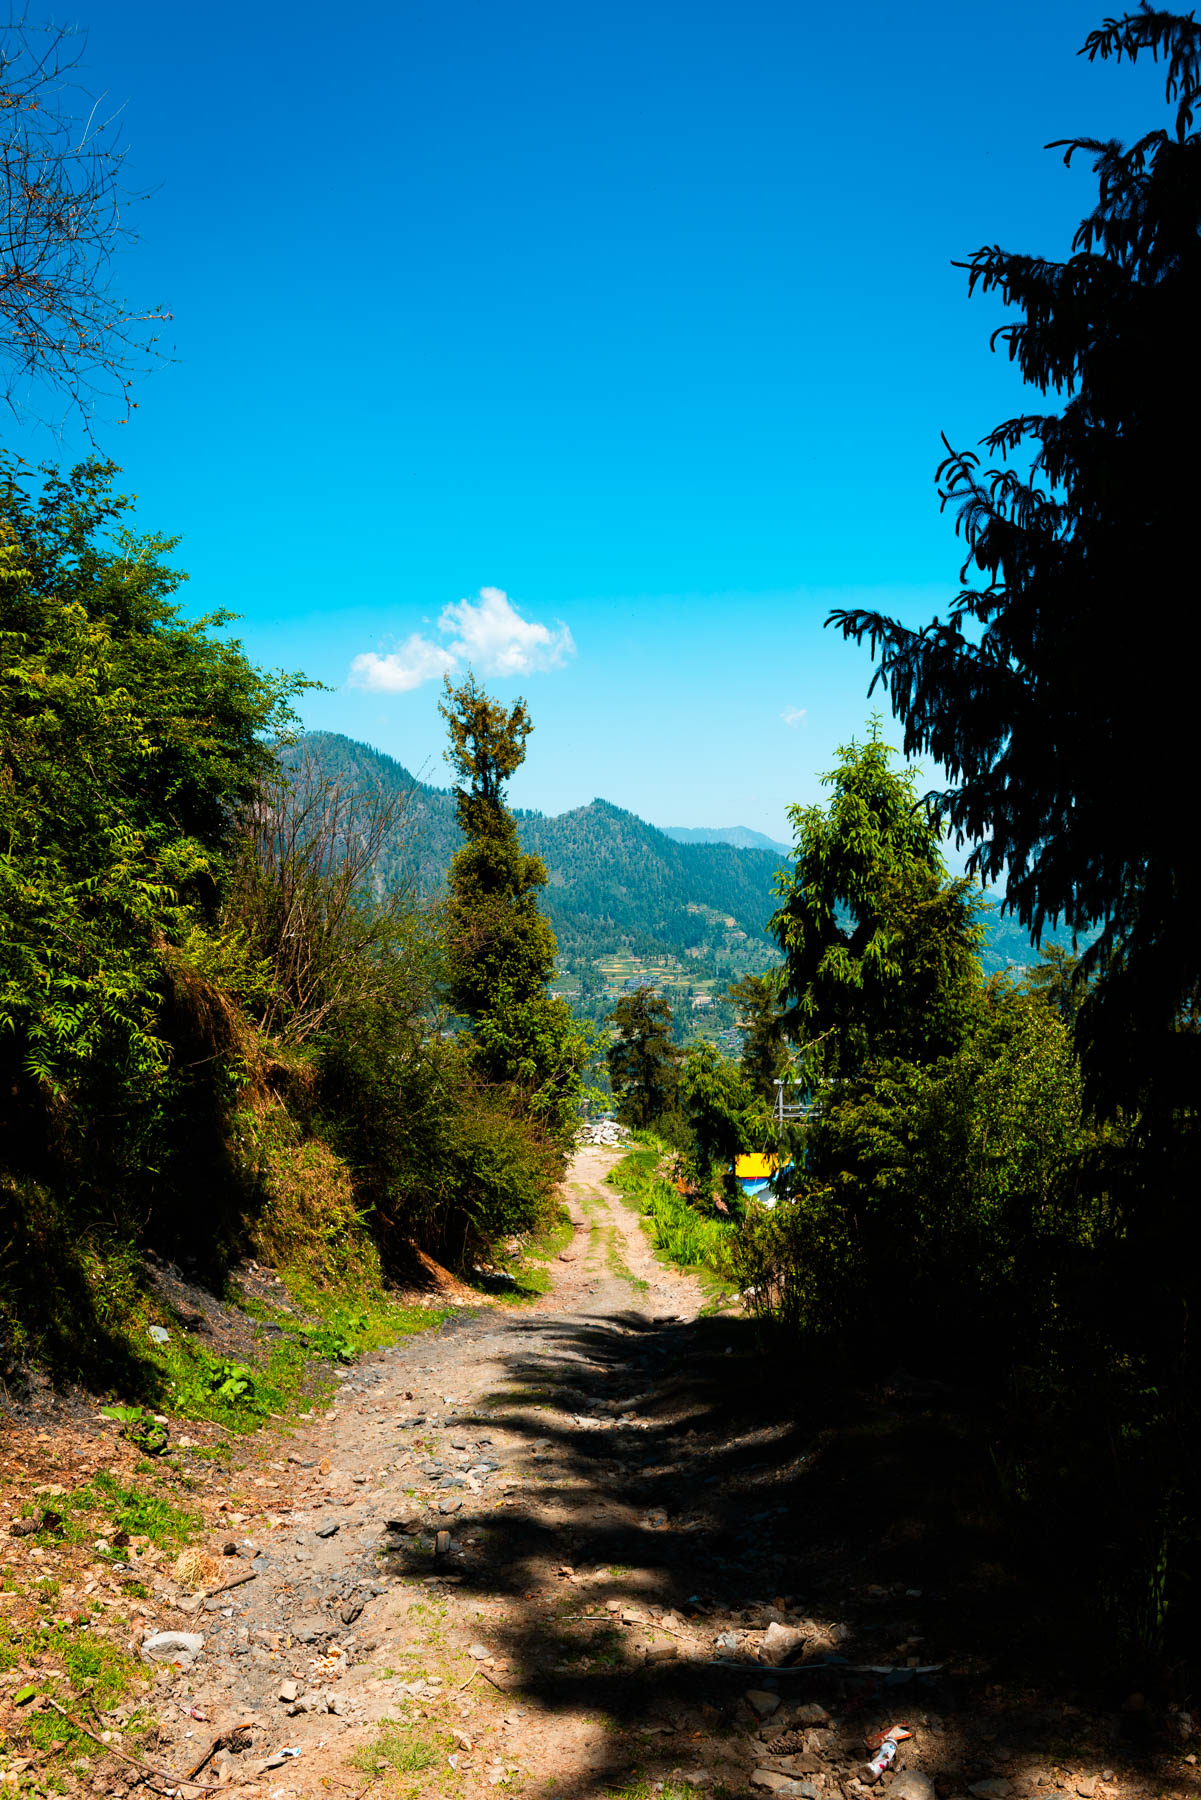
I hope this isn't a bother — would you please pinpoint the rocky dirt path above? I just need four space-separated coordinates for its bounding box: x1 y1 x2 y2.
11 1149 1196 1800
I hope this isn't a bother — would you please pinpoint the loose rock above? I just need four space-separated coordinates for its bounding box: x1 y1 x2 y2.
892 1776 937 1800
747 1690 783 1719
141 1631 205 1670
760 1622 807 1666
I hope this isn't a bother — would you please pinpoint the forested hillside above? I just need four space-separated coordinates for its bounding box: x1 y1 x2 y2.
301 731 1086 986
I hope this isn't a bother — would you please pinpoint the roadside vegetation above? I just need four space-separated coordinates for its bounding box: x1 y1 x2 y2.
2 3 1199 1702
0 461 586 1420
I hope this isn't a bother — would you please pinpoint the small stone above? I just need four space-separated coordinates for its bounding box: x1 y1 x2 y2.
341 1600 364 1625
646 1643 677 1661
439 1497 463 1516
277 1680 300 1703
793 1704 830 1725
760 1622 807 1666
1076 1783 1097 1798
316 1523 339 1540
751 1773 813 1796
969 1783 1012 1800
468 1643 491 1660
436 1530 452 1556
892 1777 936 1800
747 1691 783 1719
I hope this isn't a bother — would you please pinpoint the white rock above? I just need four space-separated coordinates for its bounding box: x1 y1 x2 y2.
141 1631 204 1669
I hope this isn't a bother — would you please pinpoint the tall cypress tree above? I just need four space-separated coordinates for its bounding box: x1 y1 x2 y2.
439 673 586 1141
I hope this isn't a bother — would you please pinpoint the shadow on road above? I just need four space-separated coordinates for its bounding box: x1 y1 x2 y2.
382 1303 1179 1800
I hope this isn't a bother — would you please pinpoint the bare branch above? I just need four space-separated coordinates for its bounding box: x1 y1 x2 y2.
0 18 169 438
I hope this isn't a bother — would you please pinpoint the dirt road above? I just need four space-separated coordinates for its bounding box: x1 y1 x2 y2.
46 1149 1188 1800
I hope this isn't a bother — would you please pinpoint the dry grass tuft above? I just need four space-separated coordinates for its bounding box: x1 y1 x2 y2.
173 1547 223 1592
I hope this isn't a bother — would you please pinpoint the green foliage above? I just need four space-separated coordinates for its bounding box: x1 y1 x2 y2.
0 458 304 1155
828 12 1200 1112
606 1144 734 1297
825 14 1201 1659
606 986 681 1130
223 746 423 1046
437 674 589 1168
732 979 1101 1356
317 986 560 1263
351 1721 443 1775
728 970 789 1098
298 731 1084 998
1021 942 1090 1025
99 1403 168 1456
90 1471 200 1551
770 723 983 1083
678 1041 769 1196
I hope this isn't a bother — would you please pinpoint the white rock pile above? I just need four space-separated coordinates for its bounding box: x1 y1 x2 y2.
577 1119 628 1147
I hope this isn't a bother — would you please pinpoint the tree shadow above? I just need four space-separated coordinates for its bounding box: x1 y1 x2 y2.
380 1304 1191 1799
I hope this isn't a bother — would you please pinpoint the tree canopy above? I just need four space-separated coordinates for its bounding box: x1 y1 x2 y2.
829 6 1201 1110
439 672 587 1142
606 985 680 1130
0 457 302 1125
769 723 982 1085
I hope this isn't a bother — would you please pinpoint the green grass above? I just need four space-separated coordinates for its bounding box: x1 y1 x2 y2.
0 1623 144 1781
524 1203 575 1262
606 1147 735 1303
605 1226 649 1293
140 1278 450 1434
351 1720 444 1775
471 1202 579 1303
11 1468 200 1560
89 1471 200 1552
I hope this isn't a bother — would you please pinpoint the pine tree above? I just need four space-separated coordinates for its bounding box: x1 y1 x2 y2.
829 7 1201 1112
606 986 680 1129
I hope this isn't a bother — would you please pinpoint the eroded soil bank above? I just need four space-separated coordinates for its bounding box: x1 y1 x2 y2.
1 1148 1195 1800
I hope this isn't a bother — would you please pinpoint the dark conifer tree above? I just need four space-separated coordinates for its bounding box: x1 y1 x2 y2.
830 7 1201 1115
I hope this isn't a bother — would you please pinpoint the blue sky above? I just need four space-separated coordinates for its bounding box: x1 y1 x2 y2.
13 0 1165 840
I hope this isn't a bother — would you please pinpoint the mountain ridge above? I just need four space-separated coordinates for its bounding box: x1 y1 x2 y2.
660 823 792 856
299 731 1078 980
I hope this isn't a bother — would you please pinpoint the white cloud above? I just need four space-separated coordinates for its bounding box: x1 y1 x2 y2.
781 706 807 728
348 634 457 693
347 588 574 693
440 586 575 676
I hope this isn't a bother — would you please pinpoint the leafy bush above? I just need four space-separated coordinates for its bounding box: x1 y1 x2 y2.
728 980 1106 1365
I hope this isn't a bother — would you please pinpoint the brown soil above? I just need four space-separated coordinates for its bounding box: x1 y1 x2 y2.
1 1148 1197 1800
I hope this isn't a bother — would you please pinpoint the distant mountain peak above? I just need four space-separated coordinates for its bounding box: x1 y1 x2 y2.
661 823 792 857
